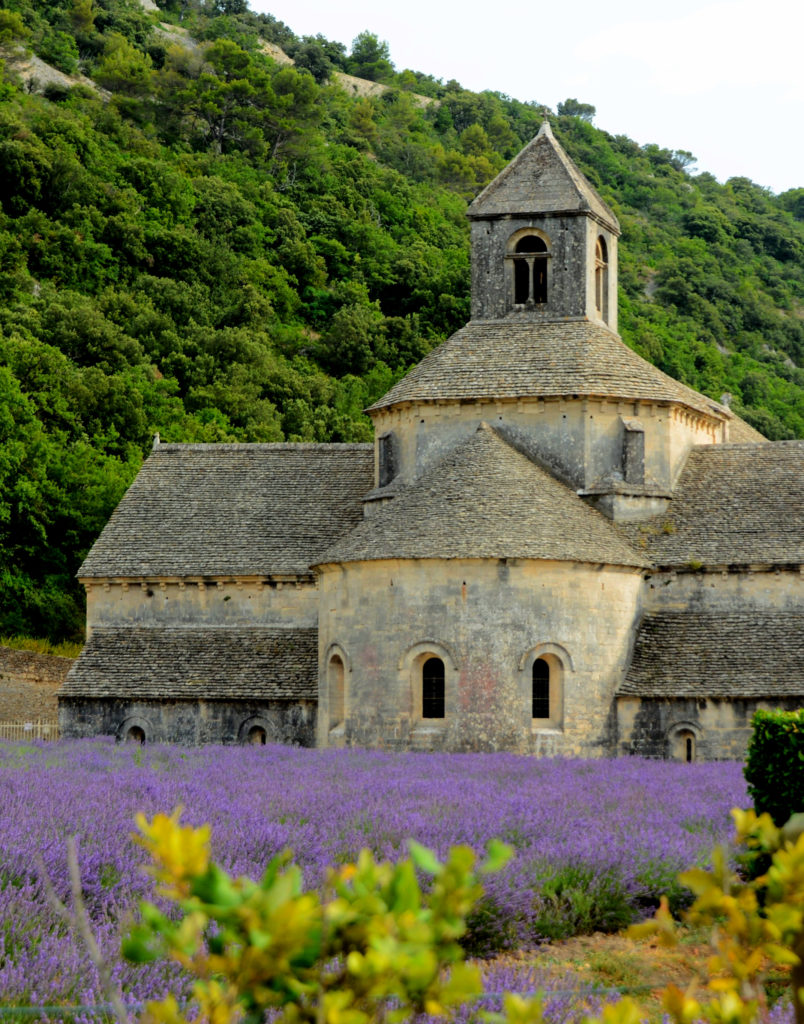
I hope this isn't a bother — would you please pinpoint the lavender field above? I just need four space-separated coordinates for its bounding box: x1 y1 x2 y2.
0 740 747 1014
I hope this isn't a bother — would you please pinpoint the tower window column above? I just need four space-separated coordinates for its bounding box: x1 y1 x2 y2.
509 235 549 308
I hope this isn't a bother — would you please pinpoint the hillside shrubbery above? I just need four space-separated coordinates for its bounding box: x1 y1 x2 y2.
0 0 802 639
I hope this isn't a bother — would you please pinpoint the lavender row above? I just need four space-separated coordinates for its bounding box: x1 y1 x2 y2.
0 740 747 1010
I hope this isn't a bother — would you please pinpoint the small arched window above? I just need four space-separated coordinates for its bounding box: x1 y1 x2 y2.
668 724 698 762
595 236 608 322
328 654 345 730
422 657 445 718
126 725 145 744
532 658 550 718
508 233 549 308
248 725 267 745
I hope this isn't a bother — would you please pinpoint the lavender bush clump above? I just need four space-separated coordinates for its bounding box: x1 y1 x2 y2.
0 740 746 1011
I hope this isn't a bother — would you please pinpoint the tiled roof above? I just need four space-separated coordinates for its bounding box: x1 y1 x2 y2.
317 423 648 568
729 415 767 443
367 320 729 420
620 442 804 567
60 626 318 699
620 611 804 697
79 443 374 579
468 122 619 232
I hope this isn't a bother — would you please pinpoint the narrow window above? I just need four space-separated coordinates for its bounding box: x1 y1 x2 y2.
532 658 550 718
670 728 697 762
248 725 267 745
622 418 645 485
422 657 445 718
328 654 345 730
595 236 608 322
511 235 548 306
378 432 397 487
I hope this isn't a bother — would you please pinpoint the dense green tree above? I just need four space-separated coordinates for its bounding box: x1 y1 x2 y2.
346 30 393 82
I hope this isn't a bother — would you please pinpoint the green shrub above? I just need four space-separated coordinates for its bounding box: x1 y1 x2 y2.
745 708 804 826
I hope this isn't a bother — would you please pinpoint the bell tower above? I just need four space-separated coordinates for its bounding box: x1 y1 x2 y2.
467 121 620 329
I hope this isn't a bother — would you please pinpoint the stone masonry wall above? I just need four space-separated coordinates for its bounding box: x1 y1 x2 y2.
618 695 804 760
371 396 719 498
85 578 318 632
60 696 316 746
317 557 643 756
0 646 74 721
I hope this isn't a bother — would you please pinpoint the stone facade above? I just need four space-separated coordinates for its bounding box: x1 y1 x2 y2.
316 558 643 756
60 122 803 758
62 696 316 746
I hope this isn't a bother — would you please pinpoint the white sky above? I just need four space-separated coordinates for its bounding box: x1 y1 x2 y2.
250 0 803 195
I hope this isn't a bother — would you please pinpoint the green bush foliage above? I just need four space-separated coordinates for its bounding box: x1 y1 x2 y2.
745 708 804 826
125 810 510 1024
0 0 802 641
125 808 804 1024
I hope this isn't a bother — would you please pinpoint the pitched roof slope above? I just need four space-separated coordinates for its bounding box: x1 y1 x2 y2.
729 415 767 443
468 121 619 231
368 319 729 419
619 442 804 567
317 423 648 567
620 611 804 697
79 443 374 579
60 626 317 699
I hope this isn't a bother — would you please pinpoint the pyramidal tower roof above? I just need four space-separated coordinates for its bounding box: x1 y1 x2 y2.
316 423 648 568
468 121 619 233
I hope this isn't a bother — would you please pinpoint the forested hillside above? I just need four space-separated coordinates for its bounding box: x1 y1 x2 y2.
1 0 803 642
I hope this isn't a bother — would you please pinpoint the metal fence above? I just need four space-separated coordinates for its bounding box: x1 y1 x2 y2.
0 720 59 741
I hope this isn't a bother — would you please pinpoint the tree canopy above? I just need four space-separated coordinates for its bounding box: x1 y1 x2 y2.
0 0 802 640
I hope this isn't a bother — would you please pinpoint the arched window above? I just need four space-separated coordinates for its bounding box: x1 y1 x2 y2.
521 646 567 730
668 724 699 762
532 658 550 718
248 725 267 745
126 725 145 744
328 654 345 730
595 236 608 322
422 657 445 718
511 235 548 306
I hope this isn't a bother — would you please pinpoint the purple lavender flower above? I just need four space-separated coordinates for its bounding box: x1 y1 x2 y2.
0 740 746 1009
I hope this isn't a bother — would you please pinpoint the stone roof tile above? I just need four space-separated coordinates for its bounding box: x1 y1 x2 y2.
620 442 804 566
468 122 620 232
60 626 318 699
729 416 767 443
368 319 730 420
620 611 804 697
79 443 374 579
317 423 648 567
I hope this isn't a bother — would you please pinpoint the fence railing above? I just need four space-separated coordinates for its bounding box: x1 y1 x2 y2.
0 720 60 741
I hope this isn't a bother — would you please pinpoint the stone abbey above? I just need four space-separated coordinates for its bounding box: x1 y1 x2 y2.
59 123 804 759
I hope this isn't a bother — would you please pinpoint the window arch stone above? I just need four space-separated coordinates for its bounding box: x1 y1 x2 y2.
399 639 456 724
519 642 570 730
667 721 701 762
116 714 152 744
327 653 345 731
237 714 278 746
